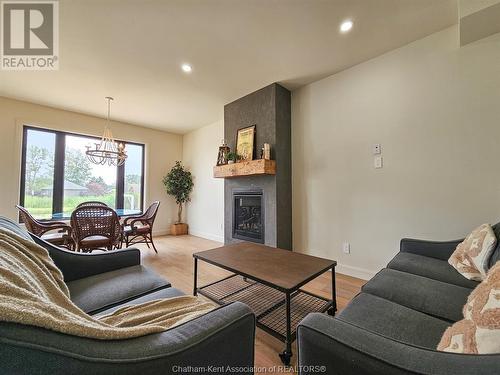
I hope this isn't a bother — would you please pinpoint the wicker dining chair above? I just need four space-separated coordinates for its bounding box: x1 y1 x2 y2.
16 205 75 250
70 205 122 252
122 201 160 253
76 201 109 208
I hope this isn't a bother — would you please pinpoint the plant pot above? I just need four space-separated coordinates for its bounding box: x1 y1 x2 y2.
228 160 234 164
170 223 188 236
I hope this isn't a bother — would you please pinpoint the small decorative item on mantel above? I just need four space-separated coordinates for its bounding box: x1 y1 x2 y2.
162 161 194 236
263 143 271 160
227 152 240 164
236 125 256 161
216 139 230 166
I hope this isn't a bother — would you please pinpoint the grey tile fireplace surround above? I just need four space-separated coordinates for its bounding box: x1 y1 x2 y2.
224 83 292 250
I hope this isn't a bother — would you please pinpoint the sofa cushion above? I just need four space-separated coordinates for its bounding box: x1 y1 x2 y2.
94 287 185 317
489 222 500 268
438 262 500 354
362 268 471 322
0 216 32 241
448 224 497 281
388 252 479 289
67 265 171 314
338 293 451 349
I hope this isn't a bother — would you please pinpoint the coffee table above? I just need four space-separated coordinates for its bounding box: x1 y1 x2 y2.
193 242 336 365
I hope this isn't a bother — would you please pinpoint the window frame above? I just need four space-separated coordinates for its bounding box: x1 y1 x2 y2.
19 125 145 220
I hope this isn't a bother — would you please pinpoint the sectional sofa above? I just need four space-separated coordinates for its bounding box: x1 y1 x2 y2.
298 225 500 374
0 216 255 375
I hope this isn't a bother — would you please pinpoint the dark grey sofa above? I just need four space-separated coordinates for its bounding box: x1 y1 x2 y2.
297 224 500 375
0 217 255 375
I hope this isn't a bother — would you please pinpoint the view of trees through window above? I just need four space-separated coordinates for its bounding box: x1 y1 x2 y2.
63 135 117 213
23 130 56 219
21 127 144 219
124 144 143 211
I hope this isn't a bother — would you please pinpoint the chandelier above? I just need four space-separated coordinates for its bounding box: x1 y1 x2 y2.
85 97 127 166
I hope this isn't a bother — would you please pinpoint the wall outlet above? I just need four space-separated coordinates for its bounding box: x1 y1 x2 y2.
373 143 381 155
342 241 350 254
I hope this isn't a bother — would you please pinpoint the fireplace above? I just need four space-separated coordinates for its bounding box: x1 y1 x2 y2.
233 190 264 243
224 83 291 249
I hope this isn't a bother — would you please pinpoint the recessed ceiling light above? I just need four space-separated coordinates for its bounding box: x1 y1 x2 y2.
340 20 353 33
181 63 192 73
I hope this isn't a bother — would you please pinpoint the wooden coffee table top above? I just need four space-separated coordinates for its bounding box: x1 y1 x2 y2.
194 242 336 292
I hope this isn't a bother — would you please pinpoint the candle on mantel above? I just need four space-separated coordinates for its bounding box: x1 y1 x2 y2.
263 143 271 160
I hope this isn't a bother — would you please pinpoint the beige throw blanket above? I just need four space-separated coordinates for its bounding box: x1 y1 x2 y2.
0 228 214 339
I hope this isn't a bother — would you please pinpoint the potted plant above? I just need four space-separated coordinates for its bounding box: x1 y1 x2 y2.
162 161 194 235
227 152 240 164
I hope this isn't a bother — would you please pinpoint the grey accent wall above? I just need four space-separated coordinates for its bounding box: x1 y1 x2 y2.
224 83 292 249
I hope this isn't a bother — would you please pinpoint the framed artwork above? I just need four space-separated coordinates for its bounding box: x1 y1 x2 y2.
236 125 256 161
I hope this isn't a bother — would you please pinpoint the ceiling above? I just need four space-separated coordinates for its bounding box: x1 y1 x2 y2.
0 0 458 134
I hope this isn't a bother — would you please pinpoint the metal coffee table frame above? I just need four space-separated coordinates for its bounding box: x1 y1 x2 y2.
193 256 336 365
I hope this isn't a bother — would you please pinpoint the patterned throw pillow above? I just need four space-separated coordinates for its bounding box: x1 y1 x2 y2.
448 224 497 281
437 262 500 354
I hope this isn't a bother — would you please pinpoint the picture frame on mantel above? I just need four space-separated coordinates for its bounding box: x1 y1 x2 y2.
236 125 256 161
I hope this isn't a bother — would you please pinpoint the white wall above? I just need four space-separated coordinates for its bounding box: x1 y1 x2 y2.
292 26 500 280
182 120 224 242
460 0 500 16
0 96 183 234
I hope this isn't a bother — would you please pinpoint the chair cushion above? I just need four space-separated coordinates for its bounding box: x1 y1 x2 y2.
124 224 151 235
94 287 185 317
388 252 479 289
41 232 68 245
80 235 112 248
362 268 471 322
338 292 451 349
67 265 171 314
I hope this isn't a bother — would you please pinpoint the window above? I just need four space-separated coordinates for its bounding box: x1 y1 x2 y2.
124 144 144 211
22 129 56 219
63 134 118 212
20 126 145 219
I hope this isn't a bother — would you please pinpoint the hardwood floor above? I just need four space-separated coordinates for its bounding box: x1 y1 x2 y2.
141 234 365 373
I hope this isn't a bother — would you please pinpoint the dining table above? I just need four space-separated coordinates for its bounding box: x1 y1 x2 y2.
51 208 142 221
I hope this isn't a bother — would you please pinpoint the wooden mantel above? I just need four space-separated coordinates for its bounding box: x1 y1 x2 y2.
213 159 276 178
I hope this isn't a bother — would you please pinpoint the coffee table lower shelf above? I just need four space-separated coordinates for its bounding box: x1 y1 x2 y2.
197 274 333 343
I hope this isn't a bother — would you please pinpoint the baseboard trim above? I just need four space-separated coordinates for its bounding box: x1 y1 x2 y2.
188 229 224 243
335 263 378 281
153 229 169 237
152 228 223 242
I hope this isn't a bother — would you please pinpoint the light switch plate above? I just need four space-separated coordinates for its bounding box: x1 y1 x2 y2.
374 156 383 169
